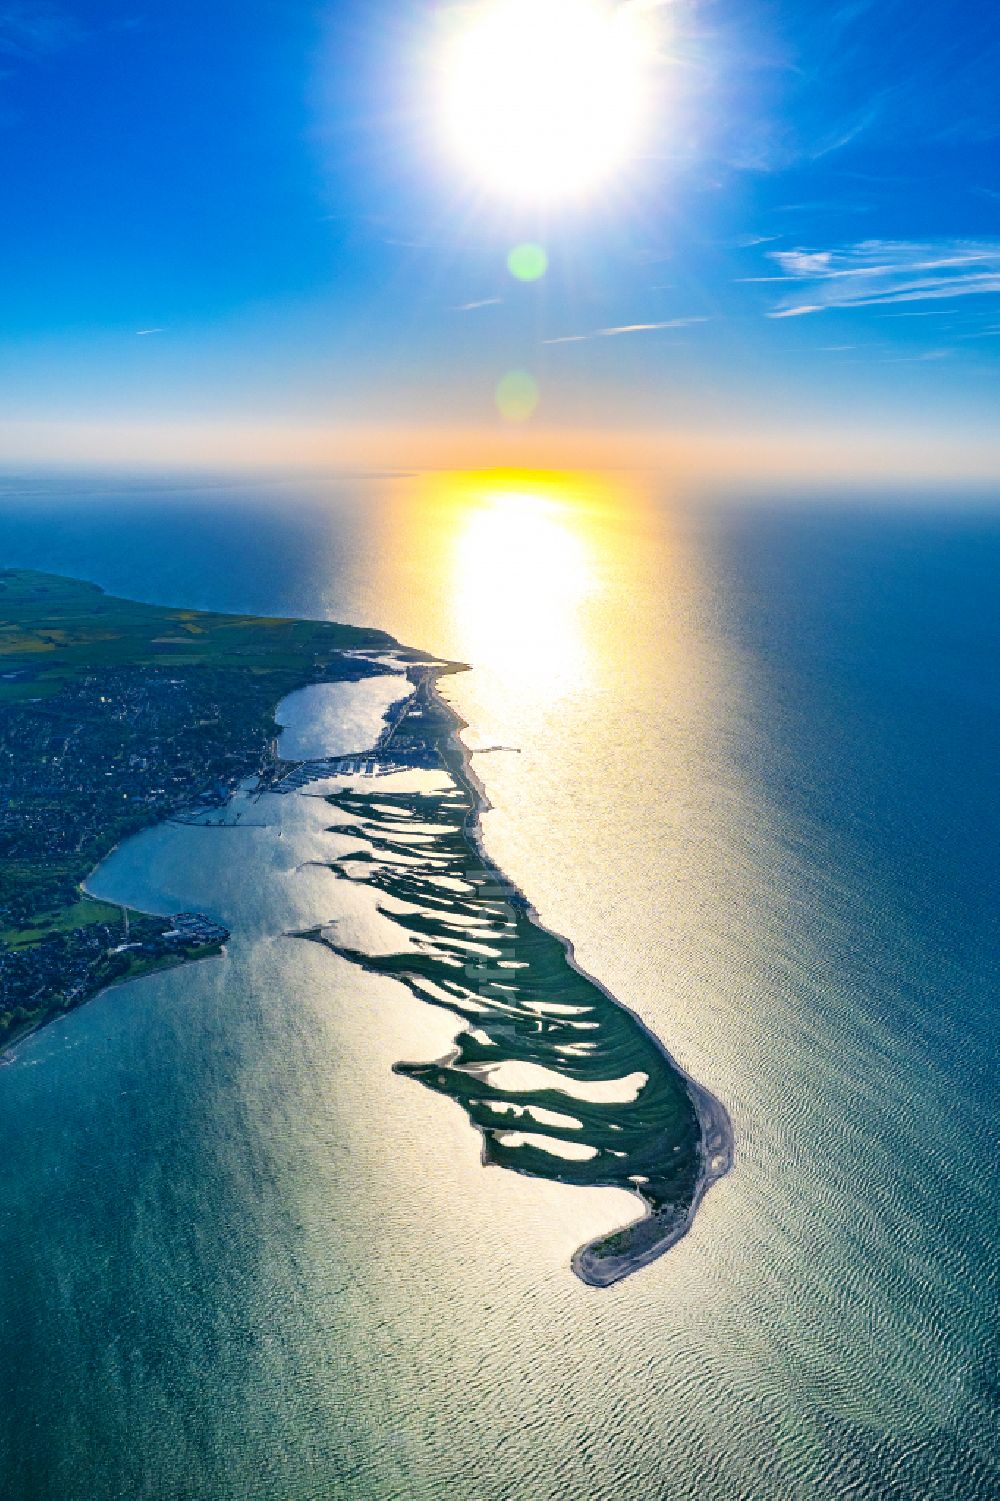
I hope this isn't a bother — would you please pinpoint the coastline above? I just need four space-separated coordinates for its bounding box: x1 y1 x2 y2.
1 914 226 1063
3 576 733 1286
1 658 398 1063
0 568 397 1043
302 661 734 1286
1 648 427 1064
429 667 734 1286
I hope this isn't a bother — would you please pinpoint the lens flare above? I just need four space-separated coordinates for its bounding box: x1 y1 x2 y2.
436 0 656 201
507 243 549 282
496 370 540 420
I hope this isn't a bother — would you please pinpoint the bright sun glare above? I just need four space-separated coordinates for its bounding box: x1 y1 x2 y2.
436 0 657 201
434 471 602 697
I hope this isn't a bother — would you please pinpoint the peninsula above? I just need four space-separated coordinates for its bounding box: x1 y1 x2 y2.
302 665 733 1285
0 567 731 1285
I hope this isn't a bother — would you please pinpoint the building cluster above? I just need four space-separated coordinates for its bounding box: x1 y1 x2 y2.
0 908 228 1037
0 662 259 1033
0 664 279 928
160 913 229 947
0 922 124 1020
271 742 439 792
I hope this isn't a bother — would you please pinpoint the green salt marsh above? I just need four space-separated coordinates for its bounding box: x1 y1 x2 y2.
309 693 731 1284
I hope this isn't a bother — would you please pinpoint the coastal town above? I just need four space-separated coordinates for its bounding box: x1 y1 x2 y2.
0 908 229 1042
0 657 265 1038
0 567 396 1046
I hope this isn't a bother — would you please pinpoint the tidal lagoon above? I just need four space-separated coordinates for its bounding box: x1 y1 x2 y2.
305 665 731 1284
0 471 996 1499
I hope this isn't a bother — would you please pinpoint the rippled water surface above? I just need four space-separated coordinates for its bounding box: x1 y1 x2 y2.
0 473 996 1499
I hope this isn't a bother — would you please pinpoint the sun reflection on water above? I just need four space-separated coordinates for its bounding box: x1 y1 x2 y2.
418 470 623 701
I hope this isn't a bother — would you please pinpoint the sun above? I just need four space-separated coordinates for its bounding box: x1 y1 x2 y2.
435 0 657 202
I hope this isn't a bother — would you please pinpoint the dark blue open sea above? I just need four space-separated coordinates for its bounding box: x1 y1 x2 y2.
0 471 996 1499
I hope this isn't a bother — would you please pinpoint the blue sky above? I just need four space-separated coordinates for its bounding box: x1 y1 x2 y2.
2 0 999 474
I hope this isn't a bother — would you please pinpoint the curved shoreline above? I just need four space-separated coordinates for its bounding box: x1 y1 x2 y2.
300 661 734 1286
426 666 734 1285
1 913 227 1062
7 628 733 1287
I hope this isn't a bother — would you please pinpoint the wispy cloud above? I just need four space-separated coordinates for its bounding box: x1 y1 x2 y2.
543 317 709 345
808 101 883 160
879 347 955 363
381 236 435 250
774 200 872 215
733 234 782 249
453 298 501 312
135 327 164 336
765 239 1000 317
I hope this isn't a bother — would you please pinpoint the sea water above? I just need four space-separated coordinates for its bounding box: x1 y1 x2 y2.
0 472 996 1499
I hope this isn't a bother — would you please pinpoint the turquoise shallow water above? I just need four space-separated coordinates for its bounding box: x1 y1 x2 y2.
0 475 997 1498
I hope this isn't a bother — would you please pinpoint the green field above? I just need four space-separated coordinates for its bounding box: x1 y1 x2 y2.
0 568 392 702
1 895 127 950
